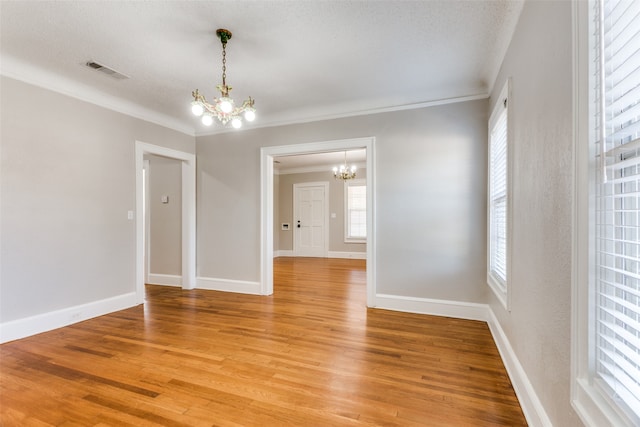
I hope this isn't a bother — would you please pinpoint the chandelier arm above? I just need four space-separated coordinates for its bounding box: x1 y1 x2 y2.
192 89 207 103
241 97 255 109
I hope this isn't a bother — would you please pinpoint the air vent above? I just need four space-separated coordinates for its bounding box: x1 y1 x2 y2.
85 61 129 80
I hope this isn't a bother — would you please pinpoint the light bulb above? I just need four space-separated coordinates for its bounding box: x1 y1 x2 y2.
191 102 204 116
202 114 213 126
231 118 242 129
219 98 233 113
332 167 338 173
244 109 256 122
351 166 357 172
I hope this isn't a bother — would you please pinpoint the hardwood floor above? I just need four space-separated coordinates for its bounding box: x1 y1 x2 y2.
0 257 527 426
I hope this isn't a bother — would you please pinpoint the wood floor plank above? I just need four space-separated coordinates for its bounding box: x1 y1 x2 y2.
0 257 527 426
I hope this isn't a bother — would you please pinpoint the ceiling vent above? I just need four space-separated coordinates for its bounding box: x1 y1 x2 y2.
85 61 129 80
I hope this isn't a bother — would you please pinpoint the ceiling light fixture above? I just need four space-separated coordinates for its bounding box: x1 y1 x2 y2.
333 152 357 180
191 28 256 129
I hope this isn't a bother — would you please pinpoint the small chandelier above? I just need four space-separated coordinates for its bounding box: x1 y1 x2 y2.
333 152 357 180
190 28 256 129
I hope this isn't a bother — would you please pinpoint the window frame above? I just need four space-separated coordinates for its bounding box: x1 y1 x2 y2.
487 79 512 311
572 1 640 425
344 179 367 243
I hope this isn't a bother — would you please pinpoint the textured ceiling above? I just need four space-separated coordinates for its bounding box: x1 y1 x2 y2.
0 1 523 136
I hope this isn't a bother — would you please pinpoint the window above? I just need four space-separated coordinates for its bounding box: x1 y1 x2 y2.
573 0 640 425
345 179 366 242
593 0 640 421
488 80 510 309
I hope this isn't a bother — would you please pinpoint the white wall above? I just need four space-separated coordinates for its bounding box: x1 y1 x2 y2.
0 76 195 328
489 1 582 425
196 99 488 303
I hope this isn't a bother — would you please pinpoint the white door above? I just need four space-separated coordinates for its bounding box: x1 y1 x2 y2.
293 182 329 257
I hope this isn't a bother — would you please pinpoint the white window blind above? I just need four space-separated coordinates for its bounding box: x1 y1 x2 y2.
488 86 509 304
346 180 366 241
594 0 640 420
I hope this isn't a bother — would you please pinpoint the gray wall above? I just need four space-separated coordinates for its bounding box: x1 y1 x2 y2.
277 170 367 254
147 155 182 276
0 76 195 322
489 1 582 425
197 99 488 302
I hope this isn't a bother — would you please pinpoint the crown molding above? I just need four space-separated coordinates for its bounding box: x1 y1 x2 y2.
194 93 489 137
0 54 196 137
1 54 489 139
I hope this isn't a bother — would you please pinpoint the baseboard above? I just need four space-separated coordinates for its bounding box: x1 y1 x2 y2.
196 277 261 295
274 250 366 259
486 309 552 427
374 293 490 321
147 273 182 287
274 250 294 257
328 251 366 259
0 292 138 344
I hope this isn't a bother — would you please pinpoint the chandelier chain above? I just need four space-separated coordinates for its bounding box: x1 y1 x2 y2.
221 42 227 87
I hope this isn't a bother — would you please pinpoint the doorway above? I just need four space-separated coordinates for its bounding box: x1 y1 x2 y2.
260 137 376 307
135 141 196 304
144 155 184 286
293 182 329 257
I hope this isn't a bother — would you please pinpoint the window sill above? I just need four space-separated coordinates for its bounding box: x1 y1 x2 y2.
344 239 366 244
487 273 508 311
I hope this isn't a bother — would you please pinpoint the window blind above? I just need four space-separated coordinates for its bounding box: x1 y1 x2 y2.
347 183 366 239
594 0 640 420
489 103 508 289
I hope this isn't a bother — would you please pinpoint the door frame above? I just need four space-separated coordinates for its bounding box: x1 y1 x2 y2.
135 141 196 304
260 137 376 307
143 159 151 285
293 181 330 257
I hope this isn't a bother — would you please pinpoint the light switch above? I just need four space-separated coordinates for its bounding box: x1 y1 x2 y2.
161 195 169 204
127 210 134 220
331 213 337 219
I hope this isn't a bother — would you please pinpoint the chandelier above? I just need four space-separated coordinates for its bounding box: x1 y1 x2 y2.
333 152 357 180
190 28 256 129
